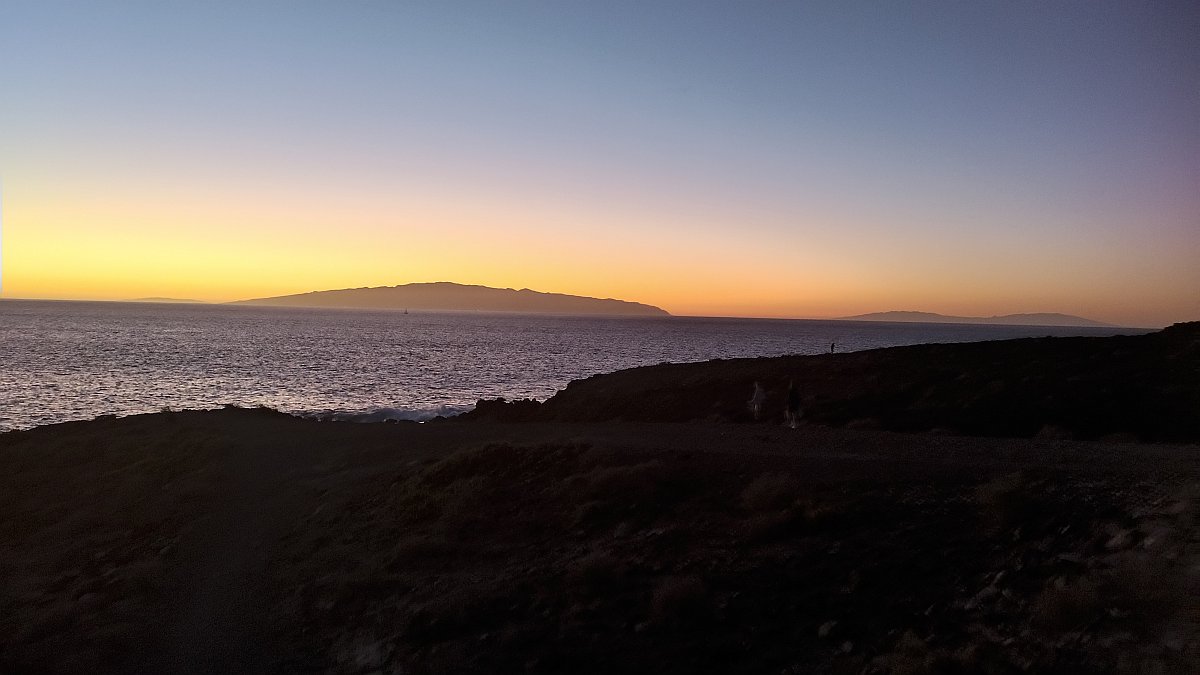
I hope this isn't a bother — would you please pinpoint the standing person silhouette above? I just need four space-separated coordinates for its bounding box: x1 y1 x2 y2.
785 380 802 428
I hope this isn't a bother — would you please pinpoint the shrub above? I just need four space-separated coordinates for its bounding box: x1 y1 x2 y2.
567 551 625 595
1031 577 1103 632
975 471 1046 531
741 473 801 512
650 575 707 625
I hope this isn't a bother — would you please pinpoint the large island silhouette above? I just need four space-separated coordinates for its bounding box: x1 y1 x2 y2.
232 282 669 316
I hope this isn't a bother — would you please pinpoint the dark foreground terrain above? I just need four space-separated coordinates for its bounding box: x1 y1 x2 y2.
2 324 1198 674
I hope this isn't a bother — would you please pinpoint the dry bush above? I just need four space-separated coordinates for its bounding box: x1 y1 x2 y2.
870 631 933 675
872 634 988 674
650 575 707 625
569 499 615 530
386 536 464 570
739 511 794 543
398 475 490 530
975 471 1045 531
576 445 625 470
419 442 589 490
1101 552 1189 626
1033 553 1189 636
405 587 512 647
567 551 626 595
1031 577 1104 632
582 462 665 503
1166 483 1200 526
742 472 801 512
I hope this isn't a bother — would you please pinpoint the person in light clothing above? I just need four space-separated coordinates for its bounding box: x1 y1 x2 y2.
748 381 767 420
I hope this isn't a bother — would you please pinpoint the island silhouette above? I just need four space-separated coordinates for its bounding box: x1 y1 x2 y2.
840 310 1115 327
129 297 206 304
232 282 669 316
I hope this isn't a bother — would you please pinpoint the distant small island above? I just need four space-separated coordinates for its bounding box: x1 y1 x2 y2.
129 297 205 304
840 310 1115 328
232 282 670 317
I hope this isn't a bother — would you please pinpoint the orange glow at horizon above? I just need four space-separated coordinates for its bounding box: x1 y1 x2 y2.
2 177 1196 329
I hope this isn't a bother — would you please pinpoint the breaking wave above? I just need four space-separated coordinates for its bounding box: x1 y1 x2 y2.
301 404 476 424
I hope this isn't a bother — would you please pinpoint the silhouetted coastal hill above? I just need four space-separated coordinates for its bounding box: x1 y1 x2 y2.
232 282 669 316
841 310 1115 327
129 297 205 304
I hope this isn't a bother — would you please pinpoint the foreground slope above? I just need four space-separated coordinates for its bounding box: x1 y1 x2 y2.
2 411 1198 674
233 282 669 316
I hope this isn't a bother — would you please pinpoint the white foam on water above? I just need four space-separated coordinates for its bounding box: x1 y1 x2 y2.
302 404 476 424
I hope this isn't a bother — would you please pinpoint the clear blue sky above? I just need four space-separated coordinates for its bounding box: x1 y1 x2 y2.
2 1 1197 326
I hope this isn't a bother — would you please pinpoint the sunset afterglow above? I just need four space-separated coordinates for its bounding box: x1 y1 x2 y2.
2 2 1196 326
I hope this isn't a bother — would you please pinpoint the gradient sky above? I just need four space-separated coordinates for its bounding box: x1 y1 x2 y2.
1 1 1196 326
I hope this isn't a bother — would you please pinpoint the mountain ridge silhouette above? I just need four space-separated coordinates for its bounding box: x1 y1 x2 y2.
840 310 1116 327
232 282 669 316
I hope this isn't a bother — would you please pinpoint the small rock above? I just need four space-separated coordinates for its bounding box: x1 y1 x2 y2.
818 621 837 638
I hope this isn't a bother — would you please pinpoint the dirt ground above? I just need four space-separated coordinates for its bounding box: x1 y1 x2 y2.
3 407 1198 674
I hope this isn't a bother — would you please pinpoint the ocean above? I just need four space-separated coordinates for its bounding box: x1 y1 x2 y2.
0 300 1149 431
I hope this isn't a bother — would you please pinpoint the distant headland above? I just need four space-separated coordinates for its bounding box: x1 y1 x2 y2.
232 282 670 317
840 310 1116 328
129 297 206 304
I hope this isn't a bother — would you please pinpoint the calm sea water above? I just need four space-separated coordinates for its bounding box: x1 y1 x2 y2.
0 300 1148 431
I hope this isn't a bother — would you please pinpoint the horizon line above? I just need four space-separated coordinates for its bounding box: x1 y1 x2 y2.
0 294 1165 330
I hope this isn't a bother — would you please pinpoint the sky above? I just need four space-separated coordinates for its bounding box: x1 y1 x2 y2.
1 1 1196 327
